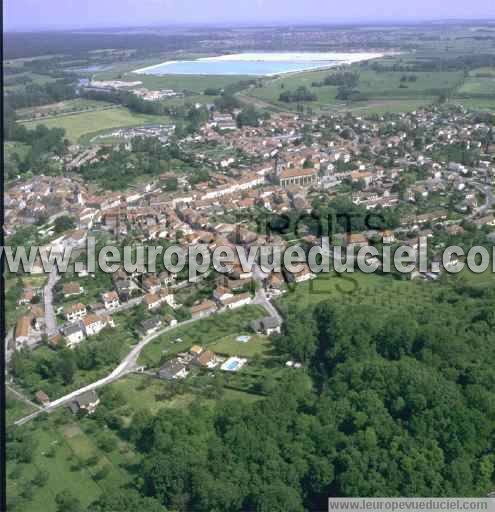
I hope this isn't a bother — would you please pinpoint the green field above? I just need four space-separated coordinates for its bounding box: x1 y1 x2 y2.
457 77 495 96
451 98 495 111
279 272 440 312
246 66 463 113
209 334 272 358
20 106 170 143
95 67 251 94
138 305 265 368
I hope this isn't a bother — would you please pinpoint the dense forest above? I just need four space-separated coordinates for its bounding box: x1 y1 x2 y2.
24 279 488 512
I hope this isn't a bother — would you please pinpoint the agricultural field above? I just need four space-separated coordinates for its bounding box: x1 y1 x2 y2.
19 106 170 143
246 64 465 113
138 305 266 368
6 411 137 512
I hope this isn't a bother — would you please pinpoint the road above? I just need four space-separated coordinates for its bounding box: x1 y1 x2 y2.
44 268 59 338
14 312 215 426
14 276 283 426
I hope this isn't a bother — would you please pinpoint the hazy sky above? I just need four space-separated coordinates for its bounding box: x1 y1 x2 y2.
5 0 495 31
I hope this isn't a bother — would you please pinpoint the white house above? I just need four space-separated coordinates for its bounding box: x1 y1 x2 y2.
83 314 114 337
65 323 85 348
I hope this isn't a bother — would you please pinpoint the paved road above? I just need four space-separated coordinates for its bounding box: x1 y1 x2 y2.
44 268 59 337
14 313 210 426
14 286 283 426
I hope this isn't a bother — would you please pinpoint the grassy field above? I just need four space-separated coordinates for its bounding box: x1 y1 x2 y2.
209 334 272 358
246 66 463 113
138 305 266 368
95 67 251 94
7 412 137 512
20 106 170 143
457 77 495 96
278 272 441 312
450 98 495 111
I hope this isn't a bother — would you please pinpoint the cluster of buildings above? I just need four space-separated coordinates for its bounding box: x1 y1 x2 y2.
9 104 495 356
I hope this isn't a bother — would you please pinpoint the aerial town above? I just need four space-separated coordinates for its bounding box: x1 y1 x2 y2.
4 17 495 512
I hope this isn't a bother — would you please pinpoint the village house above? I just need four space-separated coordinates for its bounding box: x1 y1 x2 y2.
190 345 204 356
251 316 282 336
382 230 396 244
63 282 83 298
292 264 315 283
83 314 114 337
68 390 100 415
191 300 217 319
64 303 87 323
193 350 219 369
142 275 161 294
158 359 188 380
140 317 163 336
220 292 252 310
143 293 163 311
64 322 85 348
101 291 120 310
213 286 234 303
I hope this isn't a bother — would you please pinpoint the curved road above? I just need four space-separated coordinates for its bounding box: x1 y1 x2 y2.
15 291 282 426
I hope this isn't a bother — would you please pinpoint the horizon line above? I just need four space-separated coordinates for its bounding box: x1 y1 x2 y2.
5 17 495 33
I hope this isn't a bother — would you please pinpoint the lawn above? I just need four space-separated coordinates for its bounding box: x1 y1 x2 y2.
19 106 170 143
6 411 137 512
209 334 272 358
138 305 266 368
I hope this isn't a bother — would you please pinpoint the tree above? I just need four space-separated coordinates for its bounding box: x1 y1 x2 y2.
32 469 49 487
54 215 76 234
55 490 81 512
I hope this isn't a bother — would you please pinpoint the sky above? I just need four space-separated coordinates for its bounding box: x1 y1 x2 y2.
4 0 495 31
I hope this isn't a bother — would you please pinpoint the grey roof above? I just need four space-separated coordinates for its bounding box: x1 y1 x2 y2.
252 316 281 332
158 360 186 380
141 317 162 331
262 316 281 329
75 390 98 407
65 322 83 335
